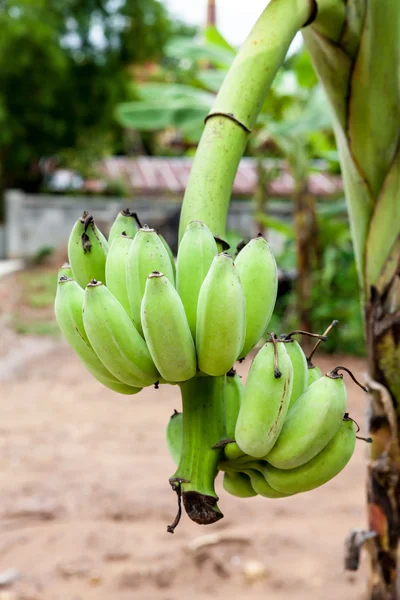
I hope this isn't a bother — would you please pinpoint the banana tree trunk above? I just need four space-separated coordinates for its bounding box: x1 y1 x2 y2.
304 1 400 597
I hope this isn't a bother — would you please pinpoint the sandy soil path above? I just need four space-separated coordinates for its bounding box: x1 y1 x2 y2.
0 340 369 600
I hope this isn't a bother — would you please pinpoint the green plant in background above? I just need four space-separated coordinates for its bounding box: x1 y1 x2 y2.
265 202 364 355
0 0 195 216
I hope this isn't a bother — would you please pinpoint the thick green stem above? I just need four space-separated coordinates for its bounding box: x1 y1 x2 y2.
169 376 226 527
178 0 317 242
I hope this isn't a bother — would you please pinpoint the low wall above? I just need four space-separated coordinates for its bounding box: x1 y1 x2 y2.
5 190 290 259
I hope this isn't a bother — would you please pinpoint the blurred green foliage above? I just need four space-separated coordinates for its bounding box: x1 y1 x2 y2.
0 0 195 213
267 204 365 356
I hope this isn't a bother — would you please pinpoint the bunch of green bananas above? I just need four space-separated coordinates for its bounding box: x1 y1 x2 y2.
55 209 368 527
167 357 365 499
55 210 278 392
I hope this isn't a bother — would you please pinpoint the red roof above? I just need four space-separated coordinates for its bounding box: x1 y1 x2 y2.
101 156 342 198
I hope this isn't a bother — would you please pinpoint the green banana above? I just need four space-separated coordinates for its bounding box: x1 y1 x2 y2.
284 339 308 408
196 252 246 376
307 364 322 386
105 233 132 314
68 212 108 288
265 369 347 469
55 277 141 395
108 209 140 244
224 441 248 461
126 225 175 334
159 233 176 283
141 271 196 382
223 471 257 498
176 220 218 338
86 367 142 395
264 417 356 495
234 235 278 358
83 280 159 387
58 262 73 281
166 410 183 466
225 369 244 439
235 341 293 458
245 467 291 499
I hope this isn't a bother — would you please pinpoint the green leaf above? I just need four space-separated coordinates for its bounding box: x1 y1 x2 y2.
366 146 400 289
255 213 295 239
348 0 400 197
204 26 236 54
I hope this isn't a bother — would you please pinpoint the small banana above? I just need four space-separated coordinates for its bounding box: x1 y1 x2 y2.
176 220 218 338
86 367 142 395
159 233 176 283
108 209 140 244
307 364 322 386
223 471 257 498
57 262 73 281
264 417 356 495
235 340 293 458
126 225 175 334
245 467 291 499
283 339 308 408
105 233 132 314
55 277 141 395
141 271 196 382
166 410 183 466
235 235 277 358
265 369 347 469
83 280 159 387
196 253 246 376
224 441 248 461
225 369 244 439
68 212 108 288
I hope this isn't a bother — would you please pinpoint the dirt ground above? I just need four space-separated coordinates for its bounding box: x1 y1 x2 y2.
0 312 371 600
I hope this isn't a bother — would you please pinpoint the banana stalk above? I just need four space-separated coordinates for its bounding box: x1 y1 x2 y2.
304 1 400 597
169 376 226 528
174 0 317 526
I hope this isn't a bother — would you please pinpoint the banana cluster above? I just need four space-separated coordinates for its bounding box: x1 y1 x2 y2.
55 211 277 393
56 209 363 510
166 355 358 498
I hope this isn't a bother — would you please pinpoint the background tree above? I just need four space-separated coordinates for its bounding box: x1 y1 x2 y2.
0 0 194 217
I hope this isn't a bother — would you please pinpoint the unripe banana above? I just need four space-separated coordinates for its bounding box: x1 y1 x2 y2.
284 339 308 408
58 263 73 281
83 280 159 387
265 371 347 469
224 441 248 461
55 277 141 395
105 233 132 314
235 341 293 458
234 235 278 358
223 471 257 498
196 253 246 376
108 209 140 244
176 220 218 338
159 233 176 283
68 212 108 288
264 417 356 495
166 410 183 466
141 271 196 382
245 467 291 498
126 226 175 334
307 364 322 386
225 369 244 439
86 367 142 395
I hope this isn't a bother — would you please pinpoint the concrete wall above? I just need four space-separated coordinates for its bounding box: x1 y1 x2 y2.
5 190 290 259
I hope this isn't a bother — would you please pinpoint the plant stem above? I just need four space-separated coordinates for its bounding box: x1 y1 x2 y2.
178 0 317 242
169 376 226 527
